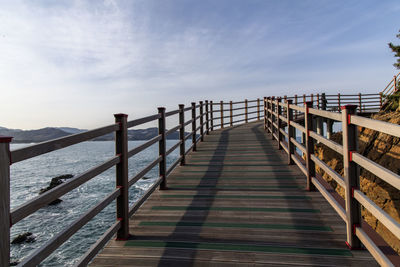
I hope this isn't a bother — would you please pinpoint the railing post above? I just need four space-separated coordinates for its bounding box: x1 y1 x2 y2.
114 113 130 239
321 93 327 110
338 93 341 111
199 101 204 142
317 94 320 109
257 98 260 121
0 136 12 267
286 100 294 165
342 104 361 249
205 100 209 135
245 99 248 123
276 98 282 150
179 104 185 166
191 102 197 151
358 93 362 113
220 101 224 129
230 101 233 126
271 97 275 140
294 94 298 119
379 93 383 109
311 94 314 103
210 101 214 131
263 97 267 131
283 96 287 118
305 102 315 191
395 75 398 92
157 108 167 190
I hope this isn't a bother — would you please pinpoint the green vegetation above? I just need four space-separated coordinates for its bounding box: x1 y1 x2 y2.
388 29 400 69
385 29 400 111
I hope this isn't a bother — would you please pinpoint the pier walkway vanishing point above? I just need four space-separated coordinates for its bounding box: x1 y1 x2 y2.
91 121 377 266
2 93 400 266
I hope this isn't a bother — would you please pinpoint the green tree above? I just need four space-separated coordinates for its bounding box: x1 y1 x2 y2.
388 29 400 69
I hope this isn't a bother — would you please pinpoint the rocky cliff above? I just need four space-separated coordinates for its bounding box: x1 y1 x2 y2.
314 111 400 254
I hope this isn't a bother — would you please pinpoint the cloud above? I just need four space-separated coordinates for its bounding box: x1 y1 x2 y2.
0 0 398 129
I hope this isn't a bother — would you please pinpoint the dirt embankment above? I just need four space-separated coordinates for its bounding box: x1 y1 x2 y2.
314 111 400 254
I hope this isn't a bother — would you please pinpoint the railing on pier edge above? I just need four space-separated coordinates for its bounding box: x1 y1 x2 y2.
381 72 400 98
265 95 400 267
0 92 397 266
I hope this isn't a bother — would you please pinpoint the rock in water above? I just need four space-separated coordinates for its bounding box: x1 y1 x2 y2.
39 174 74 205
11 232 35 244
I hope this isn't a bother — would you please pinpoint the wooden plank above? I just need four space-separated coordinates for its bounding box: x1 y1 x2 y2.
165 125 181 136
354 190 400 240
311 154 345 188
166 156 182 176
290 105 305 112
127 114 160 128
74 221 121 267
308 108 342 121
166 140 182 156
309 131 343 155
128 156 162 187
291 121 306 133
11 124 119 163
19 188 120 266
350 115 400 138
129 177 163 217
127 135 161 158
11 155 120 225
290 137 306 154
0 139 11 267
311 177 346 221
355 227 394 267
352 152 400 190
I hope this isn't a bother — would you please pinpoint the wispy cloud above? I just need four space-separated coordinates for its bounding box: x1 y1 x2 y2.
0 0 398 129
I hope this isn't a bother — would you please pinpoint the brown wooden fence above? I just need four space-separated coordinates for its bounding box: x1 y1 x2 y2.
0 92 388 266
266 96 400 266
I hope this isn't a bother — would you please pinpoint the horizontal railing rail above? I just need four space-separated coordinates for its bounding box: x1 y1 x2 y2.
265 94 400 266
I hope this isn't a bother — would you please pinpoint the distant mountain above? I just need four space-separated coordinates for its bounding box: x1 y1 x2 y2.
56 127 86 134
0 126 183 143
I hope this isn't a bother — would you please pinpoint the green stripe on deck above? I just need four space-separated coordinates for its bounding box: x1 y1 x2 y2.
188 159 284 162
181 170 296 173
160 194 311 200
171 176 297 180
186 164 288 167
169 185 302 189
151 206 320 213
139 221 332 231
125 240 351 256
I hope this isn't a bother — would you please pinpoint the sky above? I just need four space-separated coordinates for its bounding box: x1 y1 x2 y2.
0 0 399 130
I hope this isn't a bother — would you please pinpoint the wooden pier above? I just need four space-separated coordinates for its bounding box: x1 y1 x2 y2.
91 122 377 266
2 93 400 266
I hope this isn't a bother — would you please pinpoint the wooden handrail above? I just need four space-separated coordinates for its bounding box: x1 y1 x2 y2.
266 93 400 265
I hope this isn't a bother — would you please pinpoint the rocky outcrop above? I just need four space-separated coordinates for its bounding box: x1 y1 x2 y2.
314 111 400 254
39 174 74 205
11 232 35 244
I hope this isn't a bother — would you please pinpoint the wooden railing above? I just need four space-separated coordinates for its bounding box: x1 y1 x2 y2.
284 93 382 113
0 98 264 266
381 72 400 97
265 96 400 266
0 92 389 266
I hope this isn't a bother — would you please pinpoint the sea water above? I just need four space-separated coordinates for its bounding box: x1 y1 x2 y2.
9 140 188 266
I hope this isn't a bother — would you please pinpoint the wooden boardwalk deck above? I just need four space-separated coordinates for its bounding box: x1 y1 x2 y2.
91 121 377 266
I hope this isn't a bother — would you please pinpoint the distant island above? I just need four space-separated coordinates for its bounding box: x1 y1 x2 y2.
0 126 184 143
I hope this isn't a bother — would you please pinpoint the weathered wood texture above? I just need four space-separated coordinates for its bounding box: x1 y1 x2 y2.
91 122 377 266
